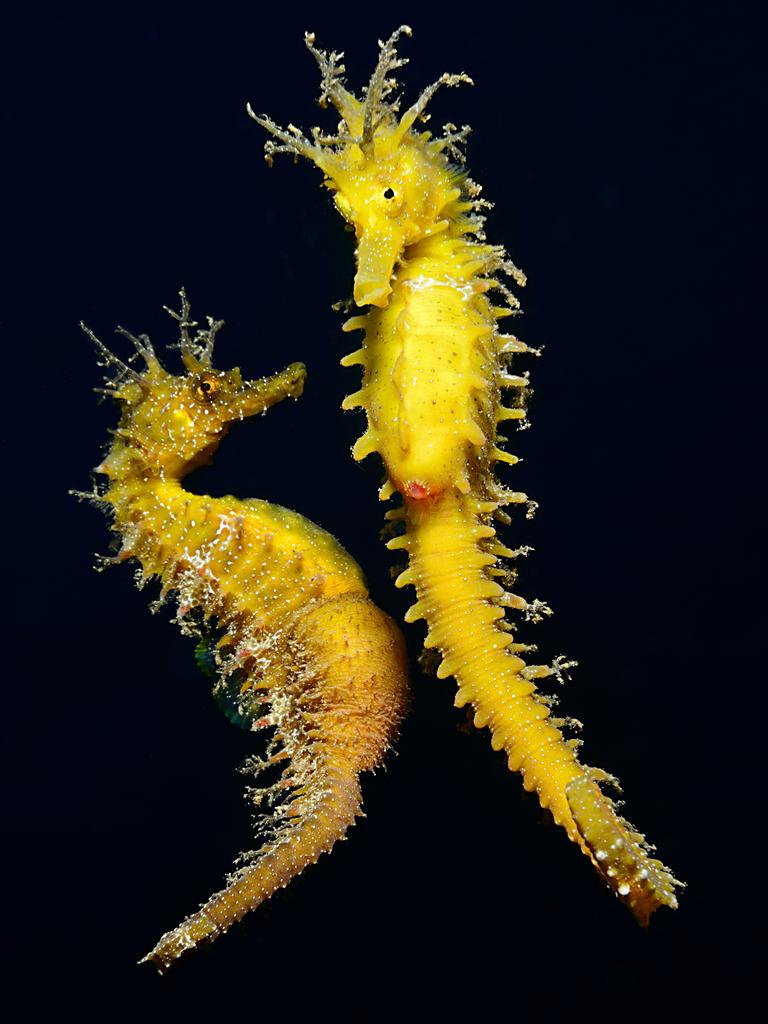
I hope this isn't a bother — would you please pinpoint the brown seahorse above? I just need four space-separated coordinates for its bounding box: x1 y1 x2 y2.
76 293 409 969
252 26 682 924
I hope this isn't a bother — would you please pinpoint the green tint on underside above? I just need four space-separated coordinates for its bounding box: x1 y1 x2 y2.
194 638 253 729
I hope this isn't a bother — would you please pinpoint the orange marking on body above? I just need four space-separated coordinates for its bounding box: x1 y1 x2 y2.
405 480 434 500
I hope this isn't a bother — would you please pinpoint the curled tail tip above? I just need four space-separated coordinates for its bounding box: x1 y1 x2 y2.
139 911 223 973
138 942 180 975
138 948 169 975
565 774 683 925
138 883 217 971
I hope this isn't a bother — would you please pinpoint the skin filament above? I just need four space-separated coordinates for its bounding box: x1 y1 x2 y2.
253 27 682 924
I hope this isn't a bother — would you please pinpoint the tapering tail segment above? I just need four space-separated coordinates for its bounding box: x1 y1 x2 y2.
388 490 681 923
144 765 363 970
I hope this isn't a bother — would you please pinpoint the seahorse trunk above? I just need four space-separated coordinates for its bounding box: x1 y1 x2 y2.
392 489 679 924
142 592 409 971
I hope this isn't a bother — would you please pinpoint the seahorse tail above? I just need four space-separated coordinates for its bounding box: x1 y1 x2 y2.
142 593 409 971
141 764 363 972
391 488 681 921
564 775 682 925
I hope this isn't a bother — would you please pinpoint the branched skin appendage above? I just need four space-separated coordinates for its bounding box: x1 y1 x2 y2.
253 28 682 924
77 293 409 970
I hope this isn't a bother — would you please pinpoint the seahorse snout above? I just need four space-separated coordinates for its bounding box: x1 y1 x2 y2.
353 227 400 308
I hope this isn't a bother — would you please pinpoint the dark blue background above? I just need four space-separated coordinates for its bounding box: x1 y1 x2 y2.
3 3 763 1017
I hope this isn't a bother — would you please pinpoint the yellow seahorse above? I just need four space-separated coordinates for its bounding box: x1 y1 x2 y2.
252 27 682 924
76 293 409 969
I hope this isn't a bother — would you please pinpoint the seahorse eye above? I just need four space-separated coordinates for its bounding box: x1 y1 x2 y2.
383 187 395 200
196 375 219 401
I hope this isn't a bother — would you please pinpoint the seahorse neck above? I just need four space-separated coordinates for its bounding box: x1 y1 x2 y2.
113 471 201 516
402 222 482 268
98 441 194 507
99 437 369 632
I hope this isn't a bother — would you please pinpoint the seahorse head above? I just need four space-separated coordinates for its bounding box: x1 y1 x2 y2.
251 26 472 308
84 291 305 477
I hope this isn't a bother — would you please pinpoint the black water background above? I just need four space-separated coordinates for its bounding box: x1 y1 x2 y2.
2 3 764 1018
